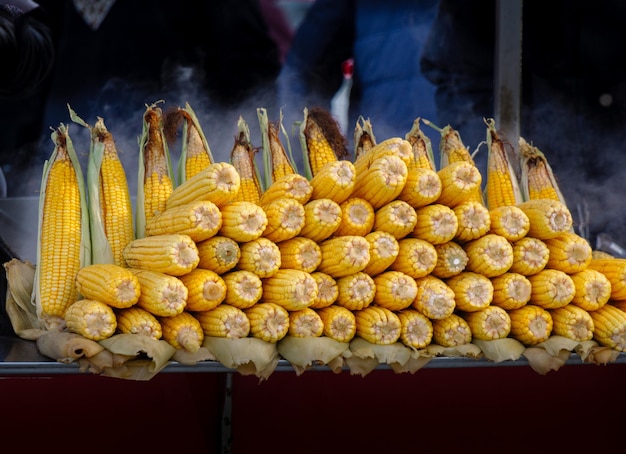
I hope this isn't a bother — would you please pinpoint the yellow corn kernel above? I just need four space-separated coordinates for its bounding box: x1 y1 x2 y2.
298 198 342 242
389 237 437 279
528 268 576 309
123 233 199 276
176 103 214 182
159 311 204 353
588 303 626 351
219 201 268 242
352 154 408 209
335 271 376 311
412 203 459 245
431 241 468 279
230 119 262 204
405 117 437 171
178 268 227 312
373 271 418 311
128 268 188 317
587 257 626 300
115 306 162 340
543 231 592 274
397 308 433 349
363 231 400 277
166 162 241 210
288 307 324 338
453 200 491 243
374 200 417 240
519 137 567 204
237 237 282 278
222 270 263 309
245 302 290 343
432 313 472 347
549 305 594 342
195 236 241 274
412 275 456 320
334 197 375 237
260 197 305 243
353 137 413 176
64 299 117 341
509 236 550 276
144 200 222 243
309 160 356 205
445 271 493 312
396 167 442 209
436 161 482 208
354 305 402 345
300 107 345 178
569 268 611 311
259 173 313 206
488 205 530 242
258 107 296 185
309 272 339 309
592 250 615 259
277 237 322 273
484 118 523 209
316 305 356 342
517 198 573 240
508 304 553 346
194 304 250 339
262 269 318 311
317 235 371 278
463 233 514 278
75 263 140 309
461 305 511 340
490 272 532 310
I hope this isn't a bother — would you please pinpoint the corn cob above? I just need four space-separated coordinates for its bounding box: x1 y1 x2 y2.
527 268 576 309
316 305 356 342
309 272 339 309
173 102 214 183
288 308 324 337
396 167 442 209
588 304 626 351
405 117 437 171
489 272 532 310
354 306 402 345
299 106 348 179
549 305 594 342
222 270 263 309
519 137 568 205
353 116 376 161
123 233 199 276
262 269 318 311
374 200 417 240
587 257 626 300
508 304 553 346
236 237 282 278
177 268 227 312
335 271 376 311
165 162 241 210
431 241 468 279
488 205 530 242
128 268 188 317
461 305 511 340
453 200 491 243
115 306 162 340
277 237 322 273
258 107 297 188
353 137 413 176
230 116 262 204
397 309 434 349
75 263 140 309
218 201 268 242
309 160 356 205
258 173 313 206
517 198 573 240
484 118 523 209
245 302 290 343
352 154 408 209
389 237 437 279
373 271 418 311
34 124 90 330
194 304 251 339
144 200 222 243
463 233 514 278
196 236 241 274
158 311 204 352
446 271 494 312
259 197 305 243
334 197 375 237
317 235 371 278
509 236 550 276
362 231 400 276
411 203 459 245
412 275 456 320
569 268 611 311
436 161 483 208
432 313 473 347
298 198 342 242
543 231 592 274
64 299 117 341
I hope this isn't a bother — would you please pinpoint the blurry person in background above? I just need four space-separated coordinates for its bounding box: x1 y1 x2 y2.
277 0 440 168
420 0 626 249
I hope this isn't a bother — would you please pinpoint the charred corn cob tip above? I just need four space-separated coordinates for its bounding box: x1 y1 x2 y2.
397 309 433 349
397 167 442 208
75 263 140 309
485 119 523 209
64 299 117 341
196 235 241 274
288 307 324 337
510 236 550 276
517 198 573 240
245 302 290 343
431 241 468 279
446 271 494 312
123 234 199 276
309 160 356 204
463 233 514 278
237 237 282 278
145 200 222 243
363 230 400 276
405 117 437 171
412 203 459 245
389 237 437 279
316 305 356 342
222 270 263 309
159 311 204 353
178 268 227 312
488 205 530 242
317 235 371 278
277 237 322 273
219 201 268 242
194 304 251 338
335 197 375 237
373 271 418 311
589 304 626 351
587 257 626 300
549 305 594 342
569 268 611 311
490 272 532 310
519 138 567 204
302 106 347 177
352 154 408 209
354 306 402 345
412 275 456 320
258 108 296 184
374 200 417 240
508 304 553 346
335 271 376 311
166 162 241 210
461 305 511 340
353 116 376 159
298 198 342 242
436 161 482 208
128 268 188 317
453 200 491 243
115 306 162 340
309 272 339 309
528 268 576 309
262 269 318 311
432 313 472 347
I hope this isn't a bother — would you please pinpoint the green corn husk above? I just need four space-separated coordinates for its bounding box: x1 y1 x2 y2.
176 101 214 184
